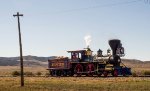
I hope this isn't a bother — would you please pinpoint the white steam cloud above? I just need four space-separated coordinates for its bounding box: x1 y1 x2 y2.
84 35 92 48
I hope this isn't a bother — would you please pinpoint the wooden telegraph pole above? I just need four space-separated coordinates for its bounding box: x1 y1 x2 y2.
13 12 24 87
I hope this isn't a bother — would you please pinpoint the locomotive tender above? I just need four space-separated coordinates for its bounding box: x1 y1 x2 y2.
47 39 132 77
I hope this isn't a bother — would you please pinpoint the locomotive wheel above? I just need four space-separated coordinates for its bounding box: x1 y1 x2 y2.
113 70 118 77
103 71 108 77
74 64 83 77
68 70 74 76
86 64 95 76
98 72 102 77
62 70 67 77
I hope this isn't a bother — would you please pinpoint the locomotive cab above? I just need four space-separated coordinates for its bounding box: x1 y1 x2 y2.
68 48 93 62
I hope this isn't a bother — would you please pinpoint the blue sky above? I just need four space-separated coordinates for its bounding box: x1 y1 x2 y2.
0 0 150 61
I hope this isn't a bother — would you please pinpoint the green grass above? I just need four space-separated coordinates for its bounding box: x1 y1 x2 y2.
0 77 149 91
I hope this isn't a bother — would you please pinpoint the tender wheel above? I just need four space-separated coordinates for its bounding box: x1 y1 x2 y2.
62 70 67 77
56 70 62 76
74 64 83 77
86 64 95 76
103 71 108 77
113 70 118 77
50 70 54 76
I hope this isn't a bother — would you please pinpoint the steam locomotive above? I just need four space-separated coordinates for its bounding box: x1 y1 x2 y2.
47 39 132 77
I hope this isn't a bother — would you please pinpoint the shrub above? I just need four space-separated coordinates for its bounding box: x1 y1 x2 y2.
24 71 34 77
12 71 20 77
36 72 42 76
45 72 50 77
144 71 150 76
132 71 138 77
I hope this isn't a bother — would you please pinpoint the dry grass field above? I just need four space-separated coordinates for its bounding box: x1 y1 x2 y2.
0 77 149 91
0 66 47 76
0 66 149 91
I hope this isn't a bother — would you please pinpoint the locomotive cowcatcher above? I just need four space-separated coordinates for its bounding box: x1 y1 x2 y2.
47 39 132 77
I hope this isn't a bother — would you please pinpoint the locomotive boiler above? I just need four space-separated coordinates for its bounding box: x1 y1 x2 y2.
47 39 132 77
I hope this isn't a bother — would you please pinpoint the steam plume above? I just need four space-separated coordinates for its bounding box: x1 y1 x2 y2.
84 35 92 48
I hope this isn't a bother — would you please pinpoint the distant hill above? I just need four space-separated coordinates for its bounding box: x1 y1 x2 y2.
0 55 57 66
121 59 150 71
0 56 149 69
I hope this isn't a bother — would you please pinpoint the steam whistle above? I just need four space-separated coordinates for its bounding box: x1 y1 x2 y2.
87 45 89 49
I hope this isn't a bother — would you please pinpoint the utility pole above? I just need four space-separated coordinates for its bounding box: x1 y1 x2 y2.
13 12 24 87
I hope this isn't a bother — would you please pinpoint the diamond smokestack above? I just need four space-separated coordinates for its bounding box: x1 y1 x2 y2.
108 39 121 55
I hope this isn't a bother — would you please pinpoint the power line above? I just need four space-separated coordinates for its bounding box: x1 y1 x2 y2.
25 0 148 16
144 0 150 4
52 0 143 14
